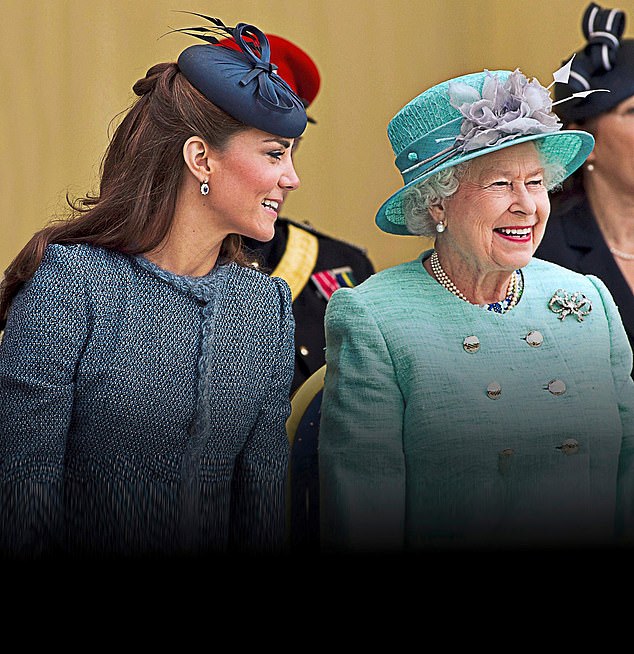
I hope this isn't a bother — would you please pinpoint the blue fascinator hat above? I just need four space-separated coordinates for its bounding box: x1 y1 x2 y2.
175 13 307 138
375 68 595 236
554 2 634 124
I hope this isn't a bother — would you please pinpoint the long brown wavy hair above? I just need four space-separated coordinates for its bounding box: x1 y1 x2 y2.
0 62 252 329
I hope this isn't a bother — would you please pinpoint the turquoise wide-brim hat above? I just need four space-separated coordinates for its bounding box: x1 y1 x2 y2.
375 69 595 236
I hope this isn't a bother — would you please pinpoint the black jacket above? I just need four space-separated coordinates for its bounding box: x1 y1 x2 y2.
536 191 634 378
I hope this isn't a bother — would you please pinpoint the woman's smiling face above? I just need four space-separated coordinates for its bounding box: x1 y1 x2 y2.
205 127 300 242
434 141 551 276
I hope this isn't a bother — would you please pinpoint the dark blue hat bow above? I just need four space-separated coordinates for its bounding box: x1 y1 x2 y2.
554 2 634 123
174 14 307 137
232 23 299 115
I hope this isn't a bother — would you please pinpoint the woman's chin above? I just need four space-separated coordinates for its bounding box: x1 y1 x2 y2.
245 225 276 243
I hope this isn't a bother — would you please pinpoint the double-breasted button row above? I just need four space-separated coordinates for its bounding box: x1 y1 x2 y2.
486 378 567 399
463 330 544 353
499 439 580 457
498 439 580 474
460 331 561 400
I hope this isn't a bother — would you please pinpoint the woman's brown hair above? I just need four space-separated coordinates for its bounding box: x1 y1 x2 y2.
0 62 251 329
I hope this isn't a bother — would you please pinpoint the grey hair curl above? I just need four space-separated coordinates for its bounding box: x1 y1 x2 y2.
402 144 567 237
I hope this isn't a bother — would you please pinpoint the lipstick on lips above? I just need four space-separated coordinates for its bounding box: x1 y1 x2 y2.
494 226 532 242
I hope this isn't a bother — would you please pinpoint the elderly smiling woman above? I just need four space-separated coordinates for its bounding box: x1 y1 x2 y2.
318 68 634 552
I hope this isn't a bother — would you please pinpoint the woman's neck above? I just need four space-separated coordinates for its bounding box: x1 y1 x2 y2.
143 242 221 277
424 251 514 305
144 192 226 276
144 217 223 277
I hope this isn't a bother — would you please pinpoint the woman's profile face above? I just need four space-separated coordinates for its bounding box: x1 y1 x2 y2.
437 141 551 275
205 128 300 242
586 94 634 195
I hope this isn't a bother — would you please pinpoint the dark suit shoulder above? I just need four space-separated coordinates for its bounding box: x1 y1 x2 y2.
284 217 371 257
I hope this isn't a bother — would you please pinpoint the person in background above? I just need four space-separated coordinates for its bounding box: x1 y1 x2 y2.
0 16 305 558
536 2 634 377
319 65 634 552
236 34 375 552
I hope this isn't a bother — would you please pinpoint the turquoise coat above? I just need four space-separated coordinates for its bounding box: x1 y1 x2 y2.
319 250 634 551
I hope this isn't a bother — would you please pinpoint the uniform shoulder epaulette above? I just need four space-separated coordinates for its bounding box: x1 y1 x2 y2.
283 216 369 255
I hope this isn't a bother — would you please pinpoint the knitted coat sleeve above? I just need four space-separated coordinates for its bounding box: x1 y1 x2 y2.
318 286 406 553
229 276 294 552
0 245 89 556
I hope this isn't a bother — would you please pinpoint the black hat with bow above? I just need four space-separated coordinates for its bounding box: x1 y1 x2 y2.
554 2 634 124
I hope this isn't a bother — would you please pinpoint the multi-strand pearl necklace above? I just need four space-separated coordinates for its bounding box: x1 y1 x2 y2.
430 251 468 302
485 270 522 314
429 251 522 314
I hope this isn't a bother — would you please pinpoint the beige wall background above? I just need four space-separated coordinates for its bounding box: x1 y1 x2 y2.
2 0 633 274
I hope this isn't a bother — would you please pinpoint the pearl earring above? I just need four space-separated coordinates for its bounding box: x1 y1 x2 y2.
586 163 594 172
435 221 446 233
200 180 210 195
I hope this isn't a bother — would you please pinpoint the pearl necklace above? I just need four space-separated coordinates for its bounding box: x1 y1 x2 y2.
609 246 634 261
430 251 469 302
429 251 522 313
485 270 521 314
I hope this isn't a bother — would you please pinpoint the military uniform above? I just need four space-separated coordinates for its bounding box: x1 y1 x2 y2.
243 217 375 393
243 217 375 551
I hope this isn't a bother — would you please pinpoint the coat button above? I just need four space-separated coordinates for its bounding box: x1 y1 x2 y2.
498 448 514 475
524 330 544 347
545 379 566 395
556 438 579 455
486 381 502 399
299 345 309 357
463 335 480 353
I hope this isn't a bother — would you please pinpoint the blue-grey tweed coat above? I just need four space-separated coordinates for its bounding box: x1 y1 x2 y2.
0 244 294 557
319 250 634 552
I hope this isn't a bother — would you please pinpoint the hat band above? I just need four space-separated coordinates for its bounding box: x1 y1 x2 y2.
395 118 461 184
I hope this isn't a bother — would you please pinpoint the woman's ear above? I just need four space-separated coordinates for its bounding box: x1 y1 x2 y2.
182 136 212 183
428 202 445 223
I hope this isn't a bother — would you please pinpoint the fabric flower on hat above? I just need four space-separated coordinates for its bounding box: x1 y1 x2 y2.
448 69 562 153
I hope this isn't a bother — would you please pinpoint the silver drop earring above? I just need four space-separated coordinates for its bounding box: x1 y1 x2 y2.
435 220 446 233
200 180 210 195
586 163 594 172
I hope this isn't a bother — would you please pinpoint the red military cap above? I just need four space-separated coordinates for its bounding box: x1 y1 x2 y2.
264 34 321 108
217 32 320 118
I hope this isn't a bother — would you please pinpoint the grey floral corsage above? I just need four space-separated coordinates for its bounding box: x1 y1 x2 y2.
448 69 562 152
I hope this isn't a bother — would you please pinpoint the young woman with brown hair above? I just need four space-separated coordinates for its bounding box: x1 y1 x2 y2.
0 16 306 558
